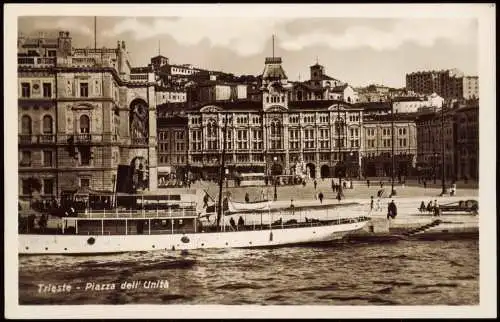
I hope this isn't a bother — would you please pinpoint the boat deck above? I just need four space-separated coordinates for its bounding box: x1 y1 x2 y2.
20 216 371 236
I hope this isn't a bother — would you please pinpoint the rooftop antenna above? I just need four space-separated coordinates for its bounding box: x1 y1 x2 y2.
298 73 301 81
272 34 275 58
94 16 97 50
316 56 319 65
158 40 161 56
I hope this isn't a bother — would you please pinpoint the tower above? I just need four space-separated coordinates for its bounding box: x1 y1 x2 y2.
261 35 291 111
310 62 324 81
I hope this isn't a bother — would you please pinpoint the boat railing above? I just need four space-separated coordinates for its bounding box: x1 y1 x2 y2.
76 208 197 219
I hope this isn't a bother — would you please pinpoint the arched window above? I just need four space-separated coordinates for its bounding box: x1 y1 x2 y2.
80 115 90 133
42 115 53 134
21 115 32 135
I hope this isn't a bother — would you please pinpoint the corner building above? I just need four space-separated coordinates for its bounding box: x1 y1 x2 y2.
18 31 158 200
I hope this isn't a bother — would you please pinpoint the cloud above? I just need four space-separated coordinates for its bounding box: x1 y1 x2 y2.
102 17 292 56
34 17 93 36
101 17 477 56
279 19 476 52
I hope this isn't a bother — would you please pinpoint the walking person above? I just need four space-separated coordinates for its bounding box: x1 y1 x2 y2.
376 197 382 212
387 200 397 219
245 192 250 203
313 179 317 190
367 179 370 188
370 196 374 214
318 192 324 204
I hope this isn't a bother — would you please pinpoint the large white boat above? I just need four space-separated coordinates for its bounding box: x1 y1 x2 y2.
18 191 370 255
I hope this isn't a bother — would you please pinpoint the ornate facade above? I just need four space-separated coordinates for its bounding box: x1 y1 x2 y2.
18 31 158 200
185 56 364 180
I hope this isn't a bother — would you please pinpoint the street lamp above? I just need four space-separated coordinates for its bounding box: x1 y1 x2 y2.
433 152 437 184
273 156 278 201
349 151 354 179
390 99 396 197
440 105 447 196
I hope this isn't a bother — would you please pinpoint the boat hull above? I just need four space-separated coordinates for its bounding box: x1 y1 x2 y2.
19 221 366 255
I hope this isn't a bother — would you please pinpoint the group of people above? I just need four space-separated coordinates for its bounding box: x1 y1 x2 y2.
419 200 441 216
369 196 398 219
229 216 245 231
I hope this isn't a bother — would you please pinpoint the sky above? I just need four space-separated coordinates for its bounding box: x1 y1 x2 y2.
18 16 478 88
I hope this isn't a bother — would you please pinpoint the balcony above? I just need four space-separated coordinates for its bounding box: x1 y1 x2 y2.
74 134 93 144
18 57 56 67
130 74 149 82
18 134 56 144
38 134 56 144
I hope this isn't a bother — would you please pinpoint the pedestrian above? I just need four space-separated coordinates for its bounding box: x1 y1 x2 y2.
203 193 209 208
419 201 426 212
350 180 353 189
423 180 427 189
380 181 383 188
313 179 317 190
245 192 250 203
370 196 374 212
376 197 381 211
261 189 265 201
433 200 440 217
367 179 370 188
387 200 397 219
336 191 342 202
318 192 324 204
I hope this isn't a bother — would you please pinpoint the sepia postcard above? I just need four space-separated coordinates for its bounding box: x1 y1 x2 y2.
4 3 497 319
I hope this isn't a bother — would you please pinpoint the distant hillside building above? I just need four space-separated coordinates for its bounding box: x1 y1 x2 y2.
406 69 465 99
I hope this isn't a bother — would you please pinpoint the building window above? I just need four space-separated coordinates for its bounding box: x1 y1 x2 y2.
21 82 30 98
43 150 53 167
21 115 32 135
80 115 90 133
79 146 91 166
43 83 52 98
20 151 31 167
80 178 90 189
22 179 31 195
43 179 54 195
236 130 248 150
42 115 53 134
80 82 89 97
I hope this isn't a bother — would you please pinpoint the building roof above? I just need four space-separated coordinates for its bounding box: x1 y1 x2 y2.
198 100 262 111
294 82 324 93
321 74 341 82
331 84 349 92
289 100 353 110
392 96 425 102
262 57 288 80
353 102 391 110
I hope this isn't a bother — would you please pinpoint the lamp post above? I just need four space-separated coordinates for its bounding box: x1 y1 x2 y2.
390 99 396 197
433 151 437 184
440 105 447 196
273 156 278 201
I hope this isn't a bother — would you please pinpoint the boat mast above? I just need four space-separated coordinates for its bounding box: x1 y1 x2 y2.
216 113 229 229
